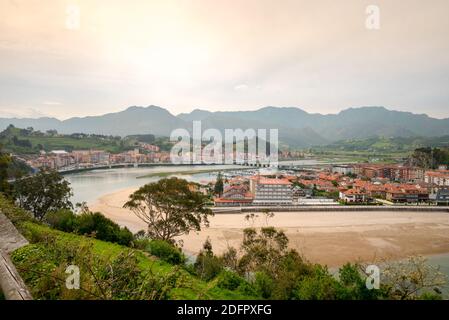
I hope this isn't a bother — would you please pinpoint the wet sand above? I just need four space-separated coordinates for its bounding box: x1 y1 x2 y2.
90 188 449 267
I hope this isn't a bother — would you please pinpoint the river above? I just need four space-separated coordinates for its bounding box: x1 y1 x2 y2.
64 164 449 297
64 164 243 205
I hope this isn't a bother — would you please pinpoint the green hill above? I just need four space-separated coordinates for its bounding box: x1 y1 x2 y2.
0 125 137 154
313 136 449 153
11 222 256 300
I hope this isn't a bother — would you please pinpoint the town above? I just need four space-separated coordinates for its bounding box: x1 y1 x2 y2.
213 163 449 207
20 144 449 207
24 144 172 172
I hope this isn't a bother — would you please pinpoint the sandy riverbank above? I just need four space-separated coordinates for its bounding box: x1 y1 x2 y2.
90 188 449 267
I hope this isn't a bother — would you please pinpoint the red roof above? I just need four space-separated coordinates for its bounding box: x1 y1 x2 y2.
258 178 292 185
425 170 449 178
214 198 253 203
342 189 368 195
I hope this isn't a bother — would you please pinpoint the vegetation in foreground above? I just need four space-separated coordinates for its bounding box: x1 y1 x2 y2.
0 157 447 300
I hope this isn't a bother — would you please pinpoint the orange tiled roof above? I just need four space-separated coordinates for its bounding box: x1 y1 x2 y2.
258 178 292 185
425 170 449 178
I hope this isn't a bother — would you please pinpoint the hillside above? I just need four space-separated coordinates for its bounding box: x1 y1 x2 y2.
0 125 136 154
313 136 449 153
10 222 254 300
1 106 449 148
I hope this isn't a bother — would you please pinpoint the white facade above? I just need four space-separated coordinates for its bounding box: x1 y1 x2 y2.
332 165 354 175
253 179 293 205
424 171 449 187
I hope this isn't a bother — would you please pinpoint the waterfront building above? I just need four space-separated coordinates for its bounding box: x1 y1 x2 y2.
425 170 449 187
253 178 293 205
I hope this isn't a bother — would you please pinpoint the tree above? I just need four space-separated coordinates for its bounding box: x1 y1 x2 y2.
123 177 213 244
14 169 73 221
261 209 275 226
214 172 224 196
238 227 290 276
194 238 223 280
0 144 12 196
380 255 447 300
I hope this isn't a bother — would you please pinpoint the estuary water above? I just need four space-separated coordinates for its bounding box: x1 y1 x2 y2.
64 164 241 205
64 164 449 297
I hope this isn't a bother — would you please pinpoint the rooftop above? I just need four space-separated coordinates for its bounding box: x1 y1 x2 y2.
258 178 292 185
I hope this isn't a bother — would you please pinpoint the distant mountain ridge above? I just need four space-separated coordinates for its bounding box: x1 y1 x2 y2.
1 105 449 147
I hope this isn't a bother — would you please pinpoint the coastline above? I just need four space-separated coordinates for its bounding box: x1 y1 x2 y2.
90 188 449 267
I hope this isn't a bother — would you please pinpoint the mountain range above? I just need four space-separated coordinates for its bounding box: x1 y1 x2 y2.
1 106 449 147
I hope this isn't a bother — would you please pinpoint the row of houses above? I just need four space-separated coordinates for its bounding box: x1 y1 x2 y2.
334 165 449 204
214 165 449 207
27 148 171 170
339 182 430 203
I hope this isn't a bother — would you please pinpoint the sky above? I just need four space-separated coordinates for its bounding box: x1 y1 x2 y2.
0 0 449 120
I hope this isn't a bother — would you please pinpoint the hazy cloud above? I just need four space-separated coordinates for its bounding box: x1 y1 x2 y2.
0 0 449 119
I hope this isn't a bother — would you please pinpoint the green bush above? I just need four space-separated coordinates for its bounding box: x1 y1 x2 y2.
11 237 181 300
418 292 443 300
45 209 78 233
147 240 185 265
194 253 222 281
215 270 257 296
75 211 133 246
0 193 33 226
253 271 275 299
294 265 339 300
132 238 151 250
216 270 245 290
45 210 134 246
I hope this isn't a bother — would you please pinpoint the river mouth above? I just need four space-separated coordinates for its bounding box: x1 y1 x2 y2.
65 165 449 298
65 164 243 205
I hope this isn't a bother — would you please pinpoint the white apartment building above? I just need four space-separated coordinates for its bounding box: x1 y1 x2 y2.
332 165 354 175
253 178 293 205
424 170 449 187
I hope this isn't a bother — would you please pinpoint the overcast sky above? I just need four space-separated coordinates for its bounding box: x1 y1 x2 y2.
1 0 449 119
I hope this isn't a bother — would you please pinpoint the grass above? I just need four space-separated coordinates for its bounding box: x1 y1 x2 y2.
0 126 137 154
26 136 125 153
13 222 256 300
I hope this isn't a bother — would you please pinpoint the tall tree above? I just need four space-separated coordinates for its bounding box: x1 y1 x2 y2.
14 169 73 221
124 177 213 243
0 144 12 195
214 172 224 196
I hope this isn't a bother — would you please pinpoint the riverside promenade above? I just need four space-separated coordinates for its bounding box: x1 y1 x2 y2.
212 205 449 214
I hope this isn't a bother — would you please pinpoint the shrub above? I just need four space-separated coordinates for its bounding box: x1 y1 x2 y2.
147 240 185 265
44 209 133 246
294 265 339 300
418 292 443 300
216 270 245 291
11 237 182 300
194 254 222 281
0 193 33 226
76 211 133 246
45 209 78 233
132 238 151 250
253 271 275 299
194 239 224 281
